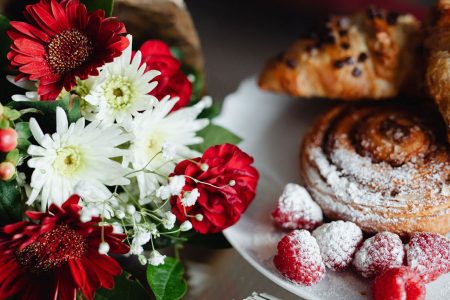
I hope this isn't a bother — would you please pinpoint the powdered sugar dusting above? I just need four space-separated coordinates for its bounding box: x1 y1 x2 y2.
273 230 326 285
312 221 363 271
353 232 404 278
406 232 450 282
289 230 323 266
305 144 450 230
272 183 323 230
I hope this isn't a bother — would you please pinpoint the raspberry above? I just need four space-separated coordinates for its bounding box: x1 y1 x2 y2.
273 230 325 285
372 267 425 300
271 183 323 230
312 221 363 271
406 232 450 283
353 232 404 278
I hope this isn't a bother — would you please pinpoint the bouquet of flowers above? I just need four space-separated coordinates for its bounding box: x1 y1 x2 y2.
0 1 259 299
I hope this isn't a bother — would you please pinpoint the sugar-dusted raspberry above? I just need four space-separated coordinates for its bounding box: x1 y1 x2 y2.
271 183 323 230
406 232 450 283
353 231 404 278
372 267 425 300
312 221 363 271
273 230 326 286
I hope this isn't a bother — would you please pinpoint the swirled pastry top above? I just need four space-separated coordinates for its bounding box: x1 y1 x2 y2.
259 8 422 100
300 104 450 235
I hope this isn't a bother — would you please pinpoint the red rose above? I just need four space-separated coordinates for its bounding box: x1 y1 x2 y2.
170 144 259 234
138 40 192 111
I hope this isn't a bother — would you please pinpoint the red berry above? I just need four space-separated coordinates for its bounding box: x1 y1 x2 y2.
353 232 404 278
312 221 363 271
0 162 15 181
271 183 323 230
372 267 425 300
0 128 17 152
273 230 325 286
406 232 450 283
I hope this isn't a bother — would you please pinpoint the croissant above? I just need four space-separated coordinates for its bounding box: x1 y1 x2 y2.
259 8 422 100
425 0 450 143
299 103 450 236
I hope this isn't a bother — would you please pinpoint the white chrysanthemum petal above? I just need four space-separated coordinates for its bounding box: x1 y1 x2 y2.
56 107 68 134
80 35 159 126
7 75 36 90
26 91 38 99
28 157 53 169
27 109 131 211
12 94 33 102
85 94 99 105
142 70 161 82
127 95 210 198
27 145 52 156
131 51 143 71
29 118 45 145
27 188 41 206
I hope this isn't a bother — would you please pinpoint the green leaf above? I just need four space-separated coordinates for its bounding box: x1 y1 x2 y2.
198 100 222 120
5 149 19 164
182 66 204 103
95 273 149 300
81 0 114 17
3 107 21 121
147 257 187 300
169 47 183 62
0 15 11 70
0 118 9 129
15 122 31 151
15 122 31 139
9 95 81 125
0 180 22 226
190 124 242 153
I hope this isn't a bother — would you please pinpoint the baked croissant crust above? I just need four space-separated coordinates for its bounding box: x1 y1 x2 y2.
259 8 421 100
299 104 450 236
425 0 450 143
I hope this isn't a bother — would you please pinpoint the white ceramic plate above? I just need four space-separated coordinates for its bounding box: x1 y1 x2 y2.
218 77 450 300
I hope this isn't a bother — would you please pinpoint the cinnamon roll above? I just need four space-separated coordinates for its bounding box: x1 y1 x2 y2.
299 104 450 235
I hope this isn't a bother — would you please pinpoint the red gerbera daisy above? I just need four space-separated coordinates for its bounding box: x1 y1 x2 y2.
0 195 129 300
7 0 129 100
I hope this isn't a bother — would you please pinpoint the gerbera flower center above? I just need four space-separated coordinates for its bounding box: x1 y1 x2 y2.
53 146 83 177
103 75 135 110
46 29 94 74
15 224 87 274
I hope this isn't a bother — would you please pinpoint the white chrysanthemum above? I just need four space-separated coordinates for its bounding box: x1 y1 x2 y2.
85 35 160 128
27 107 131 210
124 96 211 199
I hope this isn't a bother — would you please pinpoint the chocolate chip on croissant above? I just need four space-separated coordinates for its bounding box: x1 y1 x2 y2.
259 8 422 100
